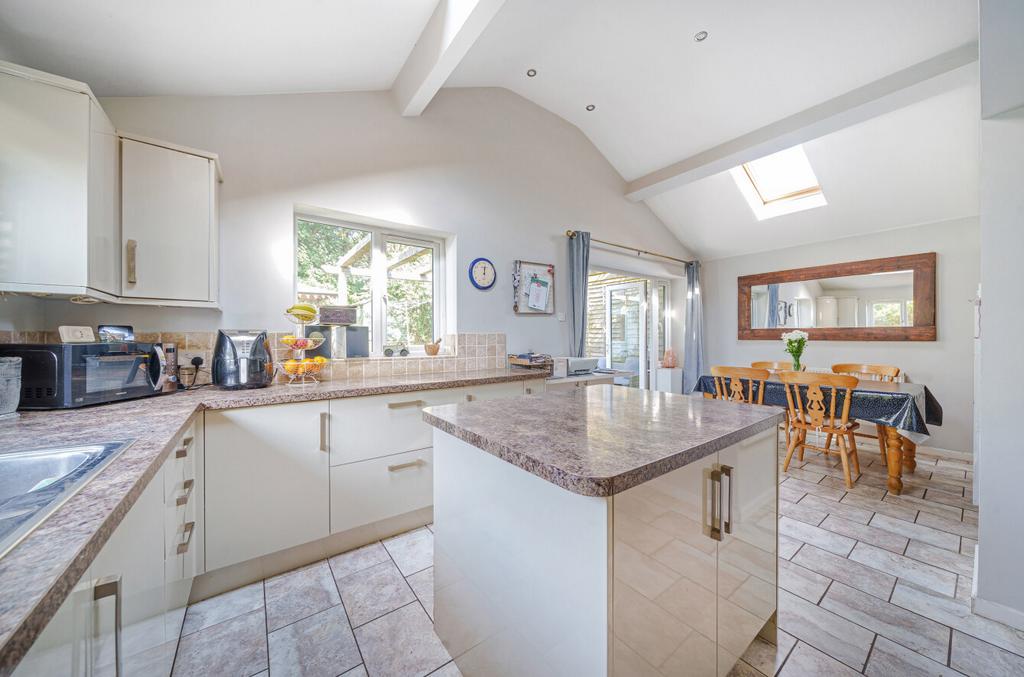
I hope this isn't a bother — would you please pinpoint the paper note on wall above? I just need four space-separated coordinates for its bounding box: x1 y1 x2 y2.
527 275 549 311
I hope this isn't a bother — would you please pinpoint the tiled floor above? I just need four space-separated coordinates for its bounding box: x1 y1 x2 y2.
171 526 454 677
172 441 1020 677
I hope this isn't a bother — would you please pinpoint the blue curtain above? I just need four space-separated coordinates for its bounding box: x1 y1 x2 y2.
767 283 780 328
683 261 706 394
568 231 591 357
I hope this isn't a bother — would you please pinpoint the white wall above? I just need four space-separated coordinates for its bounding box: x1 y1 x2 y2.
974 7 1024 621
13 87 691 356
701 217 979 452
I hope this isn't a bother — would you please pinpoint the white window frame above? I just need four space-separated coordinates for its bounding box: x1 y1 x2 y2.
294 213 445 356
867 299 908 327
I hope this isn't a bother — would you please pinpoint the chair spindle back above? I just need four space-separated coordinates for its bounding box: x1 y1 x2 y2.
710 366 770 405
779 371 859 430
831 363 900 383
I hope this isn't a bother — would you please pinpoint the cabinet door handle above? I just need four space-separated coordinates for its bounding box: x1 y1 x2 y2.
176 435 194 459
465 394 475 402
721 464 734 535
387 399 425 409
388 458 425 472
176 479 195 506
93 574 123 677
709 468 723 542
525 387 533 395
177 521 196 555
126 239 138 284
320 411 329 452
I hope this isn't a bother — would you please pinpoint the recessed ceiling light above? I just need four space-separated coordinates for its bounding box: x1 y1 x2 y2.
694 30 709 42
526 68 537 77
585 104 596 112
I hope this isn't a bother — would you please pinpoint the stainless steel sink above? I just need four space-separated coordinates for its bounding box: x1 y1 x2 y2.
0 441 133 558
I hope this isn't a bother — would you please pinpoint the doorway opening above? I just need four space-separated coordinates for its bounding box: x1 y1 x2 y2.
585 271 671 389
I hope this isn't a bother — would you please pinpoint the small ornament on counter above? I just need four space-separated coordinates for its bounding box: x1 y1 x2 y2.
424 338 442 356
661 347 678 369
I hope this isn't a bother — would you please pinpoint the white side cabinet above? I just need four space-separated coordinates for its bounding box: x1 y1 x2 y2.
120 137 219 303
204 401 331 571
10 572 95 677
0 61 119 297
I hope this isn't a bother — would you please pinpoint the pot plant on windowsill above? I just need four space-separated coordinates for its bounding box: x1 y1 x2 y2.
782 330 809 371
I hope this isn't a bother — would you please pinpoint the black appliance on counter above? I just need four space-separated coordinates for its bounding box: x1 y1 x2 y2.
0 342 168 409
212 330 274 389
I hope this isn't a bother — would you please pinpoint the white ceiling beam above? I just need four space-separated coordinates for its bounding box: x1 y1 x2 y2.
392 0 506 116
625 42 979 202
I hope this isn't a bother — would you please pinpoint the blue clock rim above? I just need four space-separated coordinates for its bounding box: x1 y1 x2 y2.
468 257 496 290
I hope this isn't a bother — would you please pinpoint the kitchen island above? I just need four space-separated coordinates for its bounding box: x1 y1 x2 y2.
423 385 784 677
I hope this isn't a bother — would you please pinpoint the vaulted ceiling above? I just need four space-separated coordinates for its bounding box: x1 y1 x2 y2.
0 0 981 259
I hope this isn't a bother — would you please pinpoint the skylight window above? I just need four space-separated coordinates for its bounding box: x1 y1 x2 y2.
730 145 827 220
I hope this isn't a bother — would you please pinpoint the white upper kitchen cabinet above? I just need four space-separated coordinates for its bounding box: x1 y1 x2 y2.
120 135 220 304
0 61 120 298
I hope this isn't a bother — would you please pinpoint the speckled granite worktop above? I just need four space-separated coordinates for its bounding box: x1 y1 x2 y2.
423 385 785 497
0 368 544 675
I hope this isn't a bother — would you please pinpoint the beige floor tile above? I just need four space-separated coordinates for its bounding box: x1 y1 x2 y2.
849 542 957 596
780 499 827 526
820 476 887 499
383 527 434 576
407 567 435 619
798 493 874 525
336 560 416 627
778 557 831 603
955 575 973 605
883 492 964 520
740 629 797 676
905 540 975 577
181 582 264 636
821 582 950 662
916 511 978 540
951 630 1024 677
778 516 856 556
428 661 463 676
819 514 909 553
264 560 341 632
840 493 918 522
779 482 807 504
779 477 846 501
869 513 961 551
925 487 974 510
892 582 1024 657
328 541 390 580
172 609 268 677
783 466 829 484
777 590 874 670
792 544 896 600
778 641 861 676
778 534 803 560
355 603 452 677
727 658 766 676
268 604 361 677
864 636 963 677
961 537 977 557
341 666 368 677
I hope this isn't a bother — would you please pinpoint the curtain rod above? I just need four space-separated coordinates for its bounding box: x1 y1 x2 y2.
565 230 692 265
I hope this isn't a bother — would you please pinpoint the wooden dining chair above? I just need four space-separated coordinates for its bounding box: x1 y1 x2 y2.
779 371 862 488
750 362 804 449
830 363 901 463
709 366 770 404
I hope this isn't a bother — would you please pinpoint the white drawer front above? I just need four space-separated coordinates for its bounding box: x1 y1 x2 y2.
464 381 524 402
330 449 433 534
330 388 466 465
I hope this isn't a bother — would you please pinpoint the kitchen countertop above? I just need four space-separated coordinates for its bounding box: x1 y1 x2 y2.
423 385 785 497
0 368 545 675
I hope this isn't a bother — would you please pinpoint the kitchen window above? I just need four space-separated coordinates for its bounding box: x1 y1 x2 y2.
295 215 443 354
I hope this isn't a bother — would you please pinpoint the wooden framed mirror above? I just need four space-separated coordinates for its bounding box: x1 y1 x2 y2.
738 252 936 341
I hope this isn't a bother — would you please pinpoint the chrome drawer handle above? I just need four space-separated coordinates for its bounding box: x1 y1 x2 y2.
721 464 734 535
388 459 425 472
177 521 196 555
93 575 123 677
387 399 425 409
176 479 195 506
709 468 723 542
320 411 329 452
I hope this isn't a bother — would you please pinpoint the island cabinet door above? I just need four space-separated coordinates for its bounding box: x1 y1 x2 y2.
204 401 330 570
715 428 779 676
611 455 720 676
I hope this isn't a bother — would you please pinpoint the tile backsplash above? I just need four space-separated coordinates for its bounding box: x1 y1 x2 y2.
0 330 510 385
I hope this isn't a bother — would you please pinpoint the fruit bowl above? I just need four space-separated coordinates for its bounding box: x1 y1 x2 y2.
278 356 330 385
280 335 325 351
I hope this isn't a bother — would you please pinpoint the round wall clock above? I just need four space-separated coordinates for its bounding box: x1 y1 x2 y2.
469 257 496 290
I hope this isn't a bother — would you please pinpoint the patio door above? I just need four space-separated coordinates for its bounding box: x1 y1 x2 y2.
605 282 648 388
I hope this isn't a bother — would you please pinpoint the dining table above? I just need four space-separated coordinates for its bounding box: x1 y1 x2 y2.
693 374 943 495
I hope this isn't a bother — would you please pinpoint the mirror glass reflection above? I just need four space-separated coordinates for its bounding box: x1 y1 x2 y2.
750 270 914 329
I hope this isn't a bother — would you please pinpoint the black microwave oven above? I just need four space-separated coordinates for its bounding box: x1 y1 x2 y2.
0 342 169 410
